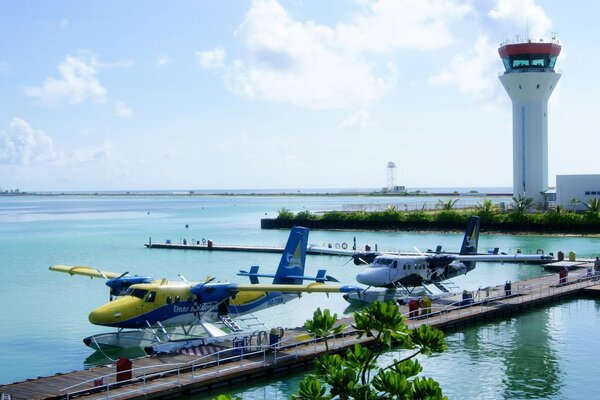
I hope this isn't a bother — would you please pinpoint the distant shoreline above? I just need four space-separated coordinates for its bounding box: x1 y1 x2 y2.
0 191 513 197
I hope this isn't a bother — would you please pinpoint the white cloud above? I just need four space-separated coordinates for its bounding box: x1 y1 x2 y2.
335 0 473 53
338 109 377 129
199 0 469 110
0 118 60 166
489 0 552 40
115 101 133 118
157 54 172 66
73 143 113 163
60 18 68 29
430 35 500 101
196 48 225 69
24 55 108 106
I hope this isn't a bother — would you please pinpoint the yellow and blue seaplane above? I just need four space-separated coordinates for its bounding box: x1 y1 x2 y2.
50 226 361 351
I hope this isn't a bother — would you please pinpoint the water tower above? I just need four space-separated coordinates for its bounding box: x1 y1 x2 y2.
386 161 396 191
498 38 561 204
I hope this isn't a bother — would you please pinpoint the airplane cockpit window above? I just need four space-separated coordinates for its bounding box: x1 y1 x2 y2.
128 288 148 300
375 258 394 267
145 291 157 303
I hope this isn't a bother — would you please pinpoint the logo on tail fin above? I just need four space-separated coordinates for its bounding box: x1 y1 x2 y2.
460 216 480 255
284 242 303 270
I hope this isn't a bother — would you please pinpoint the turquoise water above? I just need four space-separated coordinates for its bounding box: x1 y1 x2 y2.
1 195 599 398
209 299 600 400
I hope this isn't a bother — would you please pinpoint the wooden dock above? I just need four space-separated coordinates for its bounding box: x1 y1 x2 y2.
3 270 600 400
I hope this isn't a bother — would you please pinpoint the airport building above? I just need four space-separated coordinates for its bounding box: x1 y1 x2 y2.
556 175 600 211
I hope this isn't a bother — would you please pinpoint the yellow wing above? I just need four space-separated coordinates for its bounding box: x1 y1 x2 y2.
49 265 123 279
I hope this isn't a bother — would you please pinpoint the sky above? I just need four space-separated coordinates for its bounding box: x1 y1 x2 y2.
1 0 599 192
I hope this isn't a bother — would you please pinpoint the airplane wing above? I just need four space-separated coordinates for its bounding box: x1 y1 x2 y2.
307 245 357 256
49 265 124 279
234 282 362 293
450 254 552 262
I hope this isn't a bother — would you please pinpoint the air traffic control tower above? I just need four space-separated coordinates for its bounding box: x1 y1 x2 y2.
498 40 561 204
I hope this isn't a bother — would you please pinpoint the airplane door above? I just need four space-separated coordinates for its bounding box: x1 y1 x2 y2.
390 260 398 284
142 291 157 323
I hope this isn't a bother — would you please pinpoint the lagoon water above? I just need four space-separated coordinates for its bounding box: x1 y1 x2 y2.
1 194 599 398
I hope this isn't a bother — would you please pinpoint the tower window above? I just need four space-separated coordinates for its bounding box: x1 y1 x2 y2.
518 85 522 89
536 84 540 89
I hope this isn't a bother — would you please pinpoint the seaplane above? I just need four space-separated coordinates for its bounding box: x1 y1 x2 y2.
50 226 361 351
342 216 552 304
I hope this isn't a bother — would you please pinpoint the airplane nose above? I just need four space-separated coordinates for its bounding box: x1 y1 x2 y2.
356 269 380 286
89 307 122 326
88 298 133 326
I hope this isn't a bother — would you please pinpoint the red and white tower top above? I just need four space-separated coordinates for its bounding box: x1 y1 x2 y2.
498 41 561 73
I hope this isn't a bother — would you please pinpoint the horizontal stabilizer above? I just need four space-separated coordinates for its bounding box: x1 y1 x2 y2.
237 266 340 283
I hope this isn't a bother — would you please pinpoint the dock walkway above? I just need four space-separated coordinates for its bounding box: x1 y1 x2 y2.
2 271 600 400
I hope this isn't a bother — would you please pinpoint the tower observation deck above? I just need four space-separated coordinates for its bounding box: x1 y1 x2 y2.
498 40 561 204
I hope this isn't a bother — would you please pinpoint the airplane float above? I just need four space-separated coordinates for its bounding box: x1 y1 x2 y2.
341 216 552 304
50 226 361 350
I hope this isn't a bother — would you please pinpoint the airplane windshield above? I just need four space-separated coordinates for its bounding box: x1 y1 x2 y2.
374 258 394 267
126 288 148 299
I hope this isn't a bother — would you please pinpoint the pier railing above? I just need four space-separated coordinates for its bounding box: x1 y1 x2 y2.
61 325 357 399
403 271 599 326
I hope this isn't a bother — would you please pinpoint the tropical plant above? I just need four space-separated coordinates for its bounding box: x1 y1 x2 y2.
437 199 459 210
212 395 241 400
277 207 295 219
584 198 600 214
569 197 581 213
510 195 535 214
296 210 317 220
293 301 448 400
303 308 345 353
474 199 498 223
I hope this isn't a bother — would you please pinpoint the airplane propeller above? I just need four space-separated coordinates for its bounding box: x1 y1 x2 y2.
106 271 129 301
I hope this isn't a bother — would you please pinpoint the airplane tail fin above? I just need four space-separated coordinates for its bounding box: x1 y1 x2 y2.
273 226 309 285
460 216 480 256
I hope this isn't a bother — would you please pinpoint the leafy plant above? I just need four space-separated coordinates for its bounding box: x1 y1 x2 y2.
303 308 345 353
277 207 295 219
437 199 459 210
510 195 535 214
294 301 448 399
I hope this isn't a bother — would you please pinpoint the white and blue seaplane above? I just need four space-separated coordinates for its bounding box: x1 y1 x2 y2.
342 216 552 305
50 226 361 352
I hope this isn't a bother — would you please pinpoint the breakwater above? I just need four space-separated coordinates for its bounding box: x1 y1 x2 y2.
261 218 600 233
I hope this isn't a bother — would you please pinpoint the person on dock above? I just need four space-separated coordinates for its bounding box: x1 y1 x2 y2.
504 281 512 296
595 257 600 271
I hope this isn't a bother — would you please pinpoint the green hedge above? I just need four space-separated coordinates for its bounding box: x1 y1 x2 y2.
266 208 600 232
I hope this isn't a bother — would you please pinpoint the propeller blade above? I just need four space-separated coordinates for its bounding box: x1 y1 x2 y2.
96 269 108 280
178 274 189 283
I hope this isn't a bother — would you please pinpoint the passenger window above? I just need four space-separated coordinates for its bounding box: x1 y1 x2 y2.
175 296 180 303
391 261 397 269
166 296 172 304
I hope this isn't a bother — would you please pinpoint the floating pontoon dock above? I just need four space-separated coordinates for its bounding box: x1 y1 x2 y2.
3 270 600 400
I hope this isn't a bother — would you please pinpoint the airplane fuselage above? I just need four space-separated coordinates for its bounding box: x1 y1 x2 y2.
88 281 298 329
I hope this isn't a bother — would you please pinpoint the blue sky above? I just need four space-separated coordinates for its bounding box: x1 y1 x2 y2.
1 0 598 191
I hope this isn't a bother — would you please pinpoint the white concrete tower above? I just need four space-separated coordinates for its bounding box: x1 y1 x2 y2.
498 40 561 204
386 161 396 191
